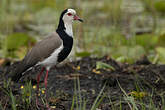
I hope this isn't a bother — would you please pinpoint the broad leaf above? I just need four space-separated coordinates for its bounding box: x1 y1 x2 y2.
96 61 115 71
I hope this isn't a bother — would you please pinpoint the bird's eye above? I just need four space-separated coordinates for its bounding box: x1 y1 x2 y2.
67 13 72 16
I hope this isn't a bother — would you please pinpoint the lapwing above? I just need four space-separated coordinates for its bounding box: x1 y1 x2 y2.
10 8 83 108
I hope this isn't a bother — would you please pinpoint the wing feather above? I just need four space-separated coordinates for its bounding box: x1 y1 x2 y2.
23 32 62 67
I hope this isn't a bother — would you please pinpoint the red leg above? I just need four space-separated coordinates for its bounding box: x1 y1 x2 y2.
44 70 49 91
37 67 45 92
44 69 49 108
36 67 45 108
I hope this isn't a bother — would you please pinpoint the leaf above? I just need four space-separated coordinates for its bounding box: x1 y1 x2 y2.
135 34 157 50
156 47 165 63
3 33 36 58
15 46 28 59
96 61 115 71
116 56 127 63
128 91 147 99
139 92 147 98
111 45 146 62
154 1 165 13
157 34 165 47
5 33 36 50
75 51 91 57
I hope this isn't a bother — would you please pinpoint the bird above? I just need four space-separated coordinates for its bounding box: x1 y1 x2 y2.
10 8 83 108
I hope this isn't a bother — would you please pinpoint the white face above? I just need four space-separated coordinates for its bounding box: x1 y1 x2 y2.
62 9 76 24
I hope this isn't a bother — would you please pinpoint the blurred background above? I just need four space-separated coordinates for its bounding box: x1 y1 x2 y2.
0 0 165 65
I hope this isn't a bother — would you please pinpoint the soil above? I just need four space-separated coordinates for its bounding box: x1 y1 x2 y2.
1 56 165 110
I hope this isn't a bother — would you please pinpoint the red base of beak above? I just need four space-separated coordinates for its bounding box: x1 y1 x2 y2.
74 15 83 22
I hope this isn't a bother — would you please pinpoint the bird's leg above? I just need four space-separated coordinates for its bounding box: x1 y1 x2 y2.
37 67 45 92
36 67 45 108
44 69 49 108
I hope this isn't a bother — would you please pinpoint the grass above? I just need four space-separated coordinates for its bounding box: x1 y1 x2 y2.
115 78 165 110
0 76 106 110
71 77 106 110
21 81 33 108
1 66 165 109
90 83 106 110
0 80 34 110
117 79 138 110
0 0 165 109
9 90 17 110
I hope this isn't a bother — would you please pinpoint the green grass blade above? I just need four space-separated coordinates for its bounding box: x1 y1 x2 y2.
119 98 122 110
77 77 82 109
82 98 87 110
74 78 79 110
117 79 138 110
94 93 106 109
71 94 75 110
0 101 4 110
91 82 106 110
9 90 17 110
108 95 115 110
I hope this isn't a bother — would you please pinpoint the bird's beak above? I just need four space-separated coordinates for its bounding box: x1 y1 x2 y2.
74 15 83 22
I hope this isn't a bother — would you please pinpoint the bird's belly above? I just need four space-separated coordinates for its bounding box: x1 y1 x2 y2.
38 44 64 69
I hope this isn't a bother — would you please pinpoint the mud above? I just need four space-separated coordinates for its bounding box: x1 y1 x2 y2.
1 56 165 110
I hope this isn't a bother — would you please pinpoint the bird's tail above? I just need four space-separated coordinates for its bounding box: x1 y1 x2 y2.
7 61 30 82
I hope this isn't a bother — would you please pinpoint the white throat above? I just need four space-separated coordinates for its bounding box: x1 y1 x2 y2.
64 22 73 37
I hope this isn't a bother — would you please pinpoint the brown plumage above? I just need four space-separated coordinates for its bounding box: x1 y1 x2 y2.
11 32 62 81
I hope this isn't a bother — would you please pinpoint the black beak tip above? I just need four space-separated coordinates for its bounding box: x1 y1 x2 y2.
78 19 83 22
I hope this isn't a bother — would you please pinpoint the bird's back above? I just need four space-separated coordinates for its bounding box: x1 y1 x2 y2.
11 32 62 82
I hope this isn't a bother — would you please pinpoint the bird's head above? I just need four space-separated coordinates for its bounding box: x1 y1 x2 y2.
57 9 83 36
61 9 83 24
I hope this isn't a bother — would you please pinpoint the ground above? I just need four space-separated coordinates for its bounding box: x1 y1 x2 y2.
0 56 165 110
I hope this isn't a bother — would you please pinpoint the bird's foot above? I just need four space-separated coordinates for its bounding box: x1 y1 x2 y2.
36 97 52 110
36 101 51 110
46 103 51 110
36 100 46 110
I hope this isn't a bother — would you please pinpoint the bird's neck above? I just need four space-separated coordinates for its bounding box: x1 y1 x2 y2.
56 19 73 37
64 22 73 37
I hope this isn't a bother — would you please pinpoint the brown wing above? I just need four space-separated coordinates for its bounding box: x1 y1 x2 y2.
22 32 62 67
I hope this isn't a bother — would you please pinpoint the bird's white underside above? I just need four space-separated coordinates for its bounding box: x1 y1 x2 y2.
38 42 64 70
21 42 64 76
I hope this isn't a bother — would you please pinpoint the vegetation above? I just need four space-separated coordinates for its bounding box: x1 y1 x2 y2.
0 0 165 63
0 0 165 109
